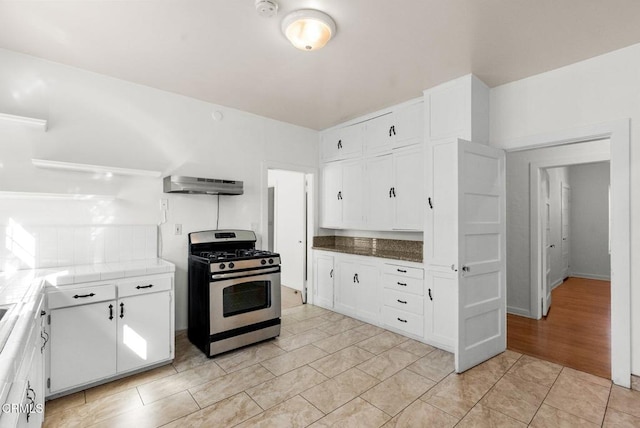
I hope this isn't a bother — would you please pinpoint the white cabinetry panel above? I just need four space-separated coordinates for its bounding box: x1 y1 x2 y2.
313 253 334 309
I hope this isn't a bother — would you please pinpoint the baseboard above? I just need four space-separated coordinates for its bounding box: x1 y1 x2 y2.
570 272 611 281
507 306 531 317
551 278 564 290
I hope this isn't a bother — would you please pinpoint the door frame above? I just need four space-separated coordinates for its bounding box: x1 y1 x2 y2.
261 161 317 303
511 118 630 387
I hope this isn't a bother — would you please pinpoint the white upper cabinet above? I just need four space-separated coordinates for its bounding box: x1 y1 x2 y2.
364 101 424 155
320 124 363 162
365 145 424 231
424 75 489 144
320 160 365 229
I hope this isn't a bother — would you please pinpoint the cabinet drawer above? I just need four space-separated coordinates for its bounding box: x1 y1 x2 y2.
383 289 423 315
382 306 423 337
382 274 423 296
118 276 172 298
48 284 116 309
383 264 424 279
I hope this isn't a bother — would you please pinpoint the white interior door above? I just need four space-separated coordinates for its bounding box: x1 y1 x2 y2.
561 184 571 279
270 170 306 292
456 140 506 373
541 170 552 316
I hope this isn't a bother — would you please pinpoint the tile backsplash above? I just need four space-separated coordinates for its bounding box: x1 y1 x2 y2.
1 224 158 271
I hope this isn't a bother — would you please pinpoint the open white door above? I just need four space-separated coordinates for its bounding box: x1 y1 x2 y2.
541 170 552 317
455 140 506 373
561 184 571 279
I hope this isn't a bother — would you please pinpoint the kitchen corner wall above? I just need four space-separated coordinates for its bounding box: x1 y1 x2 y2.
0 48 319 330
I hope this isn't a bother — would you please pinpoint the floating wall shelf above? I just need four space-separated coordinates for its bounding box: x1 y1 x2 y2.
31 159 162 178
0 191 115 201
0 113 48 131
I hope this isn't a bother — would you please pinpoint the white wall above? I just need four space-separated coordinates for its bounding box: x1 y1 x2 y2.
268 169 305 291
490 42 640 373
504 140 610 316
569 162 611 280
546 166 570 287
0 48 319 330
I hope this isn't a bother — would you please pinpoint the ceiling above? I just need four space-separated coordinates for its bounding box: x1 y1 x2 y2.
1 1 640 130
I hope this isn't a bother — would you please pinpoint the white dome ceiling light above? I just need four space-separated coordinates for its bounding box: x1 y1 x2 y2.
281 9 336 51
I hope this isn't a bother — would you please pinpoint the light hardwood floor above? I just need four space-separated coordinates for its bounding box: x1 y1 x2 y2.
44 302 640 427
507 277 611 379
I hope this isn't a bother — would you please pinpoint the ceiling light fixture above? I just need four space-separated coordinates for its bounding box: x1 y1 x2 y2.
281 9 336 51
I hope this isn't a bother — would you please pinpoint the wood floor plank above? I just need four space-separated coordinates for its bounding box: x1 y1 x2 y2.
507 277 611 379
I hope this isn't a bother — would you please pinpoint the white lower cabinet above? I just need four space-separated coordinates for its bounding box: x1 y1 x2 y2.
334 257 380 325
381 263 424 338
47 274 174 396
424 269 457 351
313 253 334 309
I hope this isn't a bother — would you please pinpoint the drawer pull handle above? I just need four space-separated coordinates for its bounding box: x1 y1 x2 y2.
73 293 95 299
397 317 407 323
120 302 125 319
397 269 407 273
397 282 407 286
136 284 154 289
397 299 407 304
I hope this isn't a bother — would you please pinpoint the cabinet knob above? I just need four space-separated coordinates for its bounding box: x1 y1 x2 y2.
428 288 433 301
337 139 342 149
120 302 125 319
330 269 333 278
428 197 433 209
462 266 471 272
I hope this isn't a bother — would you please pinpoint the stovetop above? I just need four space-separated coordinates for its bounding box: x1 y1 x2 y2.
198 249 279 262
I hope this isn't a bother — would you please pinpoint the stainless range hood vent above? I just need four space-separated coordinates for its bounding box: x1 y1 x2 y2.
163 175 243 195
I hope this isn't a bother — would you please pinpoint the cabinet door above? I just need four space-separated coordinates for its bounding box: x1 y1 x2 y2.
335 261 358 315
321 164 343 228
314 254 334 309
366 155 394 229
338 124 363 160
117 291 172 373
394 101 424 148
355 263 380 324
341 161 364 228
394 146 425 230
364 113 395 154
425 270 457 351
50 301 117 392
320 128 341 161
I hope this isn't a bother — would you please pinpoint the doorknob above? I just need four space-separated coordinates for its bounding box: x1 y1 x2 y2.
461 266 470 272
549 244 555 248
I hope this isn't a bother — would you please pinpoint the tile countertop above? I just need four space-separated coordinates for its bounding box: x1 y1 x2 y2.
312 236 423 264
0 258 175 406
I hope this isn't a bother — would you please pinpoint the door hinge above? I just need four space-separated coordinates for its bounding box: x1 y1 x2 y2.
47 378 50 389
47 314 51 325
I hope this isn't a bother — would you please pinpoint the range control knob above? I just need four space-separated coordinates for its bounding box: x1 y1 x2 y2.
219 263 226 270
261 259 267 265
228 262 235 269
268 258 274 264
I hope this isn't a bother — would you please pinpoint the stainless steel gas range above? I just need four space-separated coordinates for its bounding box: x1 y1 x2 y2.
187 230 281 356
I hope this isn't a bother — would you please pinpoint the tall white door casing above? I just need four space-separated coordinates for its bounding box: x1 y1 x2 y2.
561 184 571 279
542 170 552 317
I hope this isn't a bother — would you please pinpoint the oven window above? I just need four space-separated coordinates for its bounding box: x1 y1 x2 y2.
223 281 271 317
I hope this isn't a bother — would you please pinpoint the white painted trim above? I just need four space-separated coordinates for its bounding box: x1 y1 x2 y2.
551 278 564 290
0 112 47 131
509 118 630 387
32 159 162 178
570 273 612 281
320 96 423 131
507 306 531 317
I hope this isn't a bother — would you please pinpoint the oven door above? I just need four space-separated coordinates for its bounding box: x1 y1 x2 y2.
209 268 281 335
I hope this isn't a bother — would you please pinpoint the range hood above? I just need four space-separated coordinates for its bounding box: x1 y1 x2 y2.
163 175 243 195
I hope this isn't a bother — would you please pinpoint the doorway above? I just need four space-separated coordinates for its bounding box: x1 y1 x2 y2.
509 159 612 377
263 164 316 308
502 118 630 387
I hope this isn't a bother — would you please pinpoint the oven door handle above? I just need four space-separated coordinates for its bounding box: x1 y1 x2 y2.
211 266 280 280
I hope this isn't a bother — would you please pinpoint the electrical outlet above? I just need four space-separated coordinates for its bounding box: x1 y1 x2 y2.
174 224 182 235
160 199 168 210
